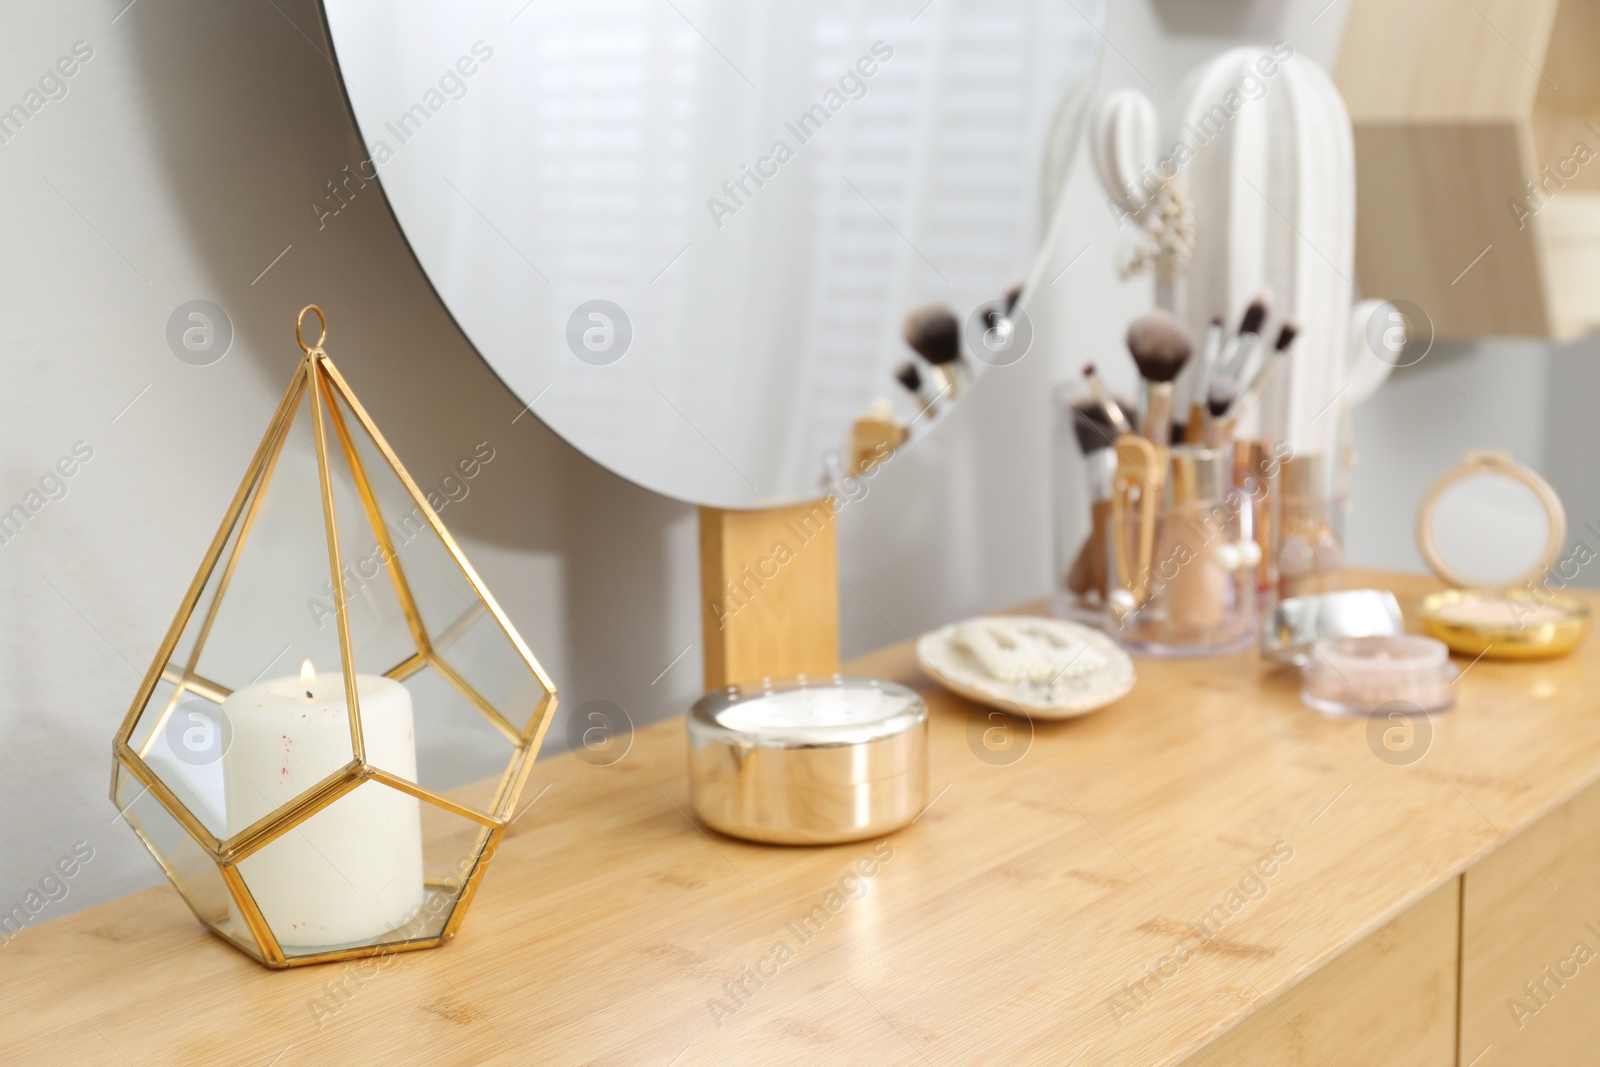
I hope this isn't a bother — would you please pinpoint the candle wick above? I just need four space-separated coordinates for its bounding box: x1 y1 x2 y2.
305 690 313 699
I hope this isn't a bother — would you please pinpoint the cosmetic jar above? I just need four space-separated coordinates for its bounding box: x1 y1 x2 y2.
1300 635 1456 716
1261 589 1404 665
1413 450 1589 659
687 676 928 845
1109 445 1258 656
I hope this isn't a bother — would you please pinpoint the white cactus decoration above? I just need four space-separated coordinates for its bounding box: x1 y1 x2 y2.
1175 47 1346 453
1090 90 1193 309
1091 47 1389 455
1091 88 1159 217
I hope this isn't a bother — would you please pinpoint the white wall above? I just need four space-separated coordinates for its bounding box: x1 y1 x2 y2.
0 0 1588 924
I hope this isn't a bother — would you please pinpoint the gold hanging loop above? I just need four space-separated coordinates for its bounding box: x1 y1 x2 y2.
295 304 328 354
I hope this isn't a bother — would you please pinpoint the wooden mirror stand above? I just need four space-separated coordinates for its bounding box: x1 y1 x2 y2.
697 499 841 690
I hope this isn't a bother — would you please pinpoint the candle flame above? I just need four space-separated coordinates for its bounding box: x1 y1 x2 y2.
301 659 316 688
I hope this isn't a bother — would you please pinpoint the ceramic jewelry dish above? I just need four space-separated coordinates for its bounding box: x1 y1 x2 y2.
916 615 1135 719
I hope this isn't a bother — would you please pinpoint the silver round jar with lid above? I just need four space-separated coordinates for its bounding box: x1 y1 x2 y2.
687 675 929 845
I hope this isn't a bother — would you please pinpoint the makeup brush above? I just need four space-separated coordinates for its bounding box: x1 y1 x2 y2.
1219 292 1270 384
1067 394 1126 602
1125 309 1193 446
1070 393 1134 454
895 360 942 421
1183 315 1225 444
1217 322 1299 440
1202 379 1238 448
1080 363 1132 436
1081 363 1143 602
903 303 966 395
1206 379 1237 420
1274 321 1299 349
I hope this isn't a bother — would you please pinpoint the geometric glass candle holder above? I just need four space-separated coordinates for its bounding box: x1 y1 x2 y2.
111 307 557 968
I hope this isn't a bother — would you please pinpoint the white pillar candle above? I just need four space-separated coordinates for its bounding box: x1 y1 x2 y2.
222 660 424 951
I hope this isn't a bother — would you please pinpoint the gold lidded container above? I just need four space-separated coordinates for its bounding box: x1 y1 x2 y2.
1415 450 1588 659
687 675 928 845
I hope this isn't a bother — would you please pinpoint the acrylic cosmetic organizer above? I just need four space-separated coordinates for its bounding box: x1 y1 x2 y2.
1274 451 1346 601
1049 395 1260 655
1105 445 1258 657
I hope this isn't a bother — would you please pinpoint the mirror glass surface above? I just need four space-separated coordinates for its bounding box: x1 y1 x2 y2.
1429 473 1551 588
322 0 1104 507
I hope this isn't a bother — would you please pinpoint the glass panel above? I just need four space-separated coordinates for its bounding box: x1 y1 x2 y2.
125 675 182 764
431 603 546 736
192 386 348 692
113 760 258 959
399 663 519 811
138 690 229 838
325 385 552 733
361 782 494 950
236 778 425 958
170 387 361 845
315 374 423 679
314 381 526 815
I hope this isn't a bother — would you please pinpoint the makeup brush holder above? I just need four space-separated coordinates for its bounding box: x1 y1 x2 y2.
1274 453 1346 601
1107 446 1258 657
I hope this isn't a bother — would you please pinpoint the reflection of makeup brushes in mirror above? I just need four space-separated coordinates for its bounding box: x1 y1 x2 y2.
1080 363 1132 436
903 304 965 394
984 281 1026 339
1126 309 1193 446
894 361 942 422
1183 315 1224 444
1003 280 1024 318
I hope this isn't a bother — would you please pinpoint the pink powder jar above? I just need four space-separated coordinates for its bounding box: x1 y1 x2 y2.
1301 635 1457 717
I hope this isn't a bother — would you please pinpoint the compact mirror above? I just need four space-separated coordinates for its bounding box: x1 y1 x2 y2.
1415 451 1586 659
320 1 1105 507
1417 451 1565 592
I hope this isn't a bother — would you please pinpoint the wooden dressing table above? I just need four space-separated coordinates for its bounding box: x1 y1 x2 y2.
6 571 1599 1065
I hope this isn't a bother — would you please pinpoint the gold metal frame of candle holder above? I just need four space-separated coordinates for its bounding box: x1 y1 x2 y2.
110 306 558 968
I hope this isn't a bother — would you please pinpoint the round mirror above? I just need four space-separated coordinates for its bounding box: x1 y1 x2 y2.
320 1 1105 507
1417 453 1565 592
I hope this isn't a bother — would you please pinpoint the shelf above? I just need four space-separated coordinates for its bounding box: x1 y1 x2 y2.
1337 0 1600 340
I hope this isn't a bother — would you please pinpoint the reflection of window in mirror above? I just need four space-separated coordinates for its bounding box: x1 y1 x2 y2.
323 1 1106 506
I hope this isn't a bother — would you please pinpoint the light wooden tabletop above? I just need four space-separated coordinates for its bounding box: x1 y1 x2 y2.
6 570 1599 1066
